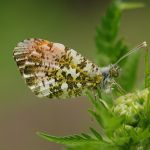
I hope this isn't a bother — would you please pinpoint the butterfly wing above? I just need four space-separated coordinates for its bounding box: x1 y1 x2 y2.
13 38 103 99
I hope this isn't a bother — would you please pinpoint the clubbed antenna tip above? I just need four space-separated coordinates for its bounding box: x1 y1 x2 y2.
142 41 147 48
114 41 148 65
136 41 147 50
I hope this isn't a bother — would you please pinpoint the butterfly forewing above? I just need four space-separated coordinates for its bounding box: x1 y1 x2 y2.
13 38 103 99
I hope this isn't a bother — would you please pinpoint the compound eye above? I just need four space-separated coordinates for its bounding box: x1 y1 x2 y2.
114 71 119 77
110 68 119 78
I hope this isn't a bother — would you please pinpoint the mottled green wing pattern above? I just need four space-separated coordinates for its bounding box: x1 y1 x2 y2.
13 38 103 99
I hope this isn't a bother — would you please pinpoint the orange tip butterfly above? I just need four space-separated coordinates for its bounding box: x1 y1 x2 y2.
13 39 147 99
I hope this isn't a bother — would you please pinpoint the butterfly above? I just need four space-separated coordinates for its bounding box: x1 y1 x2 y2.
13 38 147 99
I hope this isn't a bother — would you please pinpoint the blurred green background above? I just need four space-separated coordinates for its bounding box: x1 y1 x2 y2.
0 0 150 149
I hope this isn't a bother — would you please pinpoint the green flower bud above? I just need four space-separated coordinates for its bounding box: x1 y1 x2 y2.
113 89 150 124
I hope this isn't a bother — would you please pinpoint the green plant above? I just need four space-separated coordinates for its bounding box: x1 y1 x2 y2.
95 0 145 92
37 1 150 150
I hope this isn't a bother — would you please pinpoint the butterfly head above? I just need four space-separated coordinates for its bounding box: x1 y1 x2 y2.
109 65 120 78
100 64 120 92
101 64 120 79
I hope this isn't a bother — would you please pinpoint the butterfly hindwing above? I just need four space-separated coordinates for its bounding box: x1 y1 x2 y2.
13 38 103 99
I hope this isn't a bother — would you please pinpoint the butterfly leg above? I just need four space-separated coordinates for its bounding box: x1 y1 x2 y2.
112 79 127 94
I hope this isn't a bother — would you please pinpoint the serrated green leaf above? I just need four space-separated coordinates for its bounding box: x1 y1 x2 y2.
66 142 116 150
95 0 128 66
89 127 102 140
37 132 101 145
95 0 144 93
81 133 93 139
88 110 102 126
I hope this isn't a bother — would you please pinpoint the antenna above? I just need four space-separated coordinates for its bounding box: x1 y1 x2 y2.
114 41 147 65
